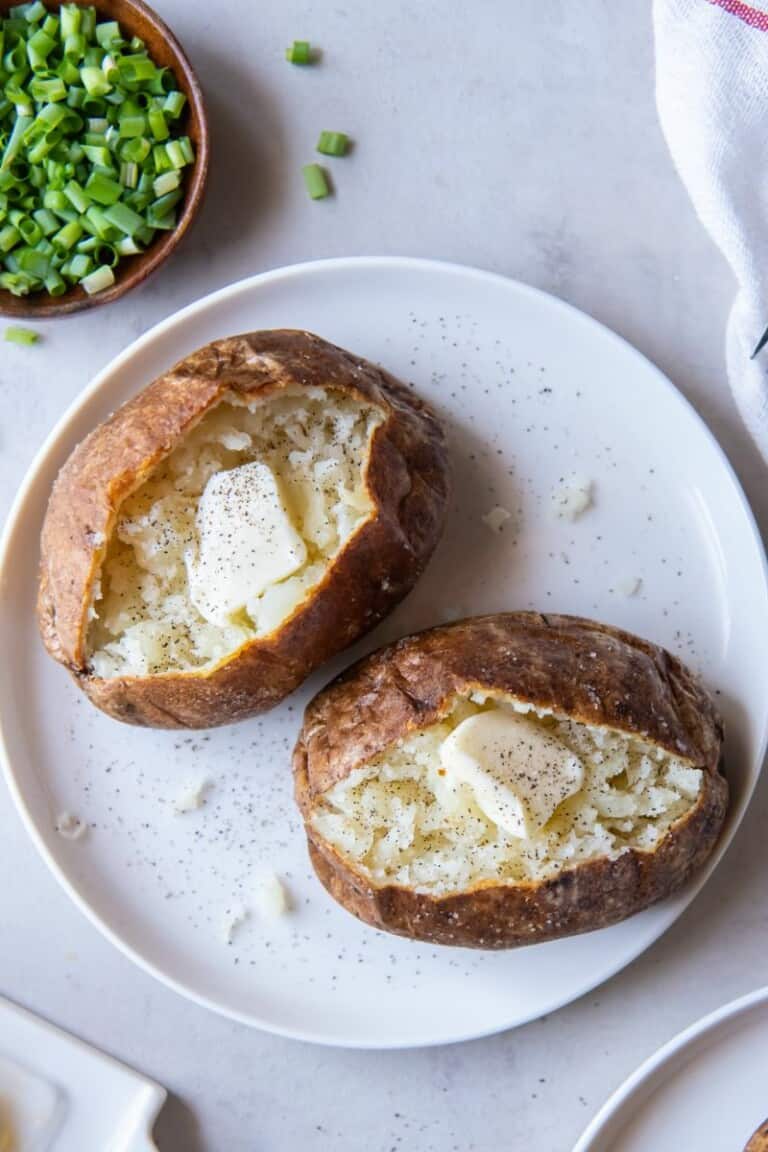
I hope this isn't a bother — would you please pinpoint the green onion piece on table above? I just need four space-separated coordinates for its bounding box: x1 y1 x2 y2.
303 163 330 199
317 130 349 156
4 324 39 344
285 40 312 64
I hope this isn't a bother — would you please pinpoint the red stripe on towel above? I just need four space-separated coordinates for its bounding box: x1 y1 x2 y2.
707 0 768 29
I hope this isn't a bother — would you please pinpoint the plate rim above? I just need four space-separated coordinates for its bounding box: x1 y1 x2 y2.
572 984 768 1150
2 254 767 1048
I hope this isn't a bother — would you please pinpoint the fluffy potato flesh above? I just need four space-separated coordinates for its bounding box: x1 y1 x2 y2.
311 694 704 895
87 386 382 677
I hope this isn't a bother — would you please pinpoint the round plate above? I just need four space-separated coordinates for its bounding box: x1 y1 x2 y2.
1 257 766 1048
574 986 768 1150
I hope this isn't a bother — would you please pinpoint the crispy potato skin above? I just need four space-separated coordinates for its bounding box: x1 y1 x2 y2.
293 613 728 948
37 330 450 728
747 1122 768 1152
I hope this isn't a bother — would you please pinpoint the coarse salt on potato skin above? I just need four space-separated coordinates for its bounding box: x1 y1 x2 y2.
293 612 727 949
37 330 450 729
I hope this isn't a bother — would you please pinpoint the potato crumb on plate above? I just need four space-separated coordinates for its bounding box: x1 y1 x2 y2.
481 506 512 533
174 778 211 814
254 872 290 917
616 576 642 597
551 475 593 520
55 812 86 840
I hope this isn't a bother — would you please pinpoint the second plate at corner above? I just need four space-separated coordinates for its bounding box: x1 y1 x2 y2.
574 986 768 1151
1 256 767 1048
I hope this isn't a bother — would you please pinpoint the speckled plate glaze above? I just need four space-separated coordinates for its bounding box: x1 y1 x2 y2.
1 257 767 1048
574 986 768 1151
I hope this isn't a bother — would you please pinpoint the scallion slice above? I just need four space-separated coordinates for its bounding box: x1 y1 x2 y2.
80 261 113 294
285 40 313 64
4 324 39 343
303 163 330 200
317 130 349 157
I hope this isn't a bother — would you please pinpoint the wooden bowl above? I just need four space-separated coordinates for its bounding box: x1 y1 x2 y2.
0 0 209 318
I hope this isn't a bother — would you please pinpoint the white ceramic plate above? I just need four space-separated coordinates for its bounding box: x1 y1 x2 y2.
574 986 768 1150
0 995 165 1151
1 257 766 1049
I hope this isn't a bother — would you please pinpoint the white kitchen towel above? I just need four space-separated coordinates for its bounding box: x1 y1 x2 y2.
654 0 768 460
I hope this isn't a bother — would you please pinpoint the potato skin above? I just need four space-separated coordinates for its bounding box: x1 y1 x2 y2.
37 330 450 728
746 1122 768 1152
293 613 728 948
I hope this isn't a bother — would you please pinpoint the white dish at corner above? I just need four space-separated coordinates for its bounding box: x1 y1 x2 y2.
0 996 164 1151
1 257 767 1049
573 986 768 1151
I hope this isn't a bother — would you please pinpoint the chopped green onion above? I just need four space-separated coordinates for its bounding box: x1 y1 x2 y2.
11 211 42 244
114 234 141 256
44 269 65 294
1 116 32 171
118 113 145 138
16 244 50 277
84 170 121 204
80 66 111 97
80 8 96 40
302 163 330 199
119 160 138 187
4 324 39 344
102 199 143 235
65 251 91 278
29 76 67 103
81 143 112 166
0 6 196 298
120 135 151 163
51 217 82 249
95 21 122 49
147 107 168 140
80 262 113 294
317 130 349 157
152 169 179 197
0 224 20 251
27 28 56 69
32 206 59 234
60 5 81 39
80 203 108 238
22 2 47 24
163 90 185 118
285 40 313 64
63 178 90 212
164 139 188 169
89 240 118 265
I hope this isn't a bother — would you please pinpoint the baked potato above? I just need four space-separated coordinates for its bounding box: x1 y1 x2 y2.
38 330 450 728
293 612 727 948
746 1121 768 1152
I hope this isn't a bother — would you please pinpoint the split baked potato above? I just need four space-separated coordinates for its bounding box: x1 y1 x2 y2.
38 330 450 728
746 1122 768 1152
294 612 727 948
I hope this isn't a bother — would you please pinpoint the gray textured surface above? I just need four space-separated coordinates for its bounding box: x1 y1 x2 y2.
1 2 766 1149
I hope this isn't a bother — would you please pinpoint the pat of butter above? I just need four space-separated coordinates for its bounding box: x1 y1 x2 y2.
187 461 306 625
439 710 584 838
